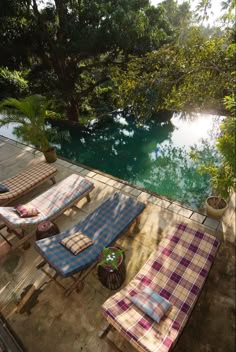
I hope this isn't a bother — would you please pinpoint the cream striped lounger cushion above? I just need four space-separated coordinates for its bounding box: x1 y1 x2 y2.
0 162 57 205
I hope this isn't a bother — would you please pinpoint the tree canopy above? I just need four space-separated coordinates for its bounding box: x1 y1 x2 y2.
0 0 235 122
0 0 175 121
112 26 235 119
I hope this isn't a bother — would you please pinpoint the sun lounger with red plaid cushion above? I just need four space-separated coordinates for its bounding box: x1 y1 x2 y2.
101 223 220 352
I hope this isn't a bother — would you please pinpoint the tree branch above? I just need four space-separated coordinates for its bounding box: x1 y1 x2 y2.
32 0 40 17
78 77 110 98
152 64 234 87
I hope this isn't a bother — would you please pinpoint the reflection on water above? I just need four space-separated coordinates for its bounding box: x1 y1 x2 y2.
0 111 221 209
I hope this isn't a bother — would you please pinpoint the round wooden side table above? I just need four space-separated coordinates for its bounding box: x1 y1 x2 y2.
36 221 60 240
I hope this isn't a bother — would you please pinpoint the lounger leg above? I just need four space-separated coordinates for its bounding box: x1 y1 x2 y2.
64 262 97 296
98 323 112 338
20 229 30 249
10 230 35 251
0 231 12 246
86 193 91 202
23 240 31 250
50 176 56 184
36 261 68 291
36 261 93 296
5 227 30 249
0 223 6 231
99 324 123 352
65 279 84 297
7 227 24 238
0 226 22 247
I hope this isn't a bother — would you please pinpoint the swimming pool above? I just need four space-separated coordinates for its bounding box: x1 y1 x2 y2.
0 111 221 209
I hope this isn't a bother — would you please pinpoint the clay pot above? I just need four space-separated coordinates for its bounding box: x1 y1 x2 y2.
43 147 57 163
206 196 227 218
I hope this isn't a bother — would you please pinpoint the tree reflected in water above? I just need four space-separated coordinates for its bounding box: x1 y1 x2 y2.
140 144 211 209
49 113 213 209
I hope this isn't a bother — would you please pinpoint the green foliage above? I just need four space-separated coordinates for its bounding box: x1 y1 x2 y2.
112 27 235 119
0 0 31 68
165 32 235 112
0 0 234 122
0 0 174 122
0 67 28 99
195 0 236 24
216 109 236 178
190 96 236 200
0 95 53 151
98 247 124 270
195 0 213 22
223 94 236 116
46 110 62 119
160 0 192 31
200 162 234 200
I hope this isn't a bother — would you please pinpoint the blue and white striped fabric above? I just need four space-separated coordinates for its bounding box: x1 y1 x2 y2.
35 192 145 277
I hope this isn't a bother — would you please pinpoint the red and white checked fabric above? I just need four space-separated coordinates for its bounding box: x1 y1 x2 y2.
101 223 220 352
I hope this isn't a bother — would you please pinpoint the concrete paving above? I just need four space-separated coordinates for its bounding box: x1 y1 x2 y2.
0 136 235 352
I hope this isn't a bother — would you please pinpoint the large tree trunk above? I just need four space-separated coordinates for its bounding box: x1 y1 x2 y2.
66 97 80 122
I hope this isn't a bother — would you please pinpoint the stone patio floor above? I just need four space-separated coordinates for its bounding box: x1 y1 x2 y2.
0 136 235 352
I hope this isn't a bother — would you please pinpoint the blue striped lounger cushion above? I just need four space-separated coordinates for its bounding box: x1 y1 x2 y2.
35 192 145 277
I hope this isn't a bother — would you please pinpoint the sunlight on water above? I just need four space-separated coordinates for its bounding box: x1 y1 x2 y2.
0 122 19 140
170 113 222 148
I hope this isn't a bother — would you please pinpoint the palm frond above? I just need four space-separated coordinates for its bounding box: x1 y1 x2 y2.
0 95 51 151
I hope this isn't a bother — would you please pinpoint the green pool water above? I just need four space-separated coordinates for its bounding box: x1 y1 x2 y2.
0 111 221 209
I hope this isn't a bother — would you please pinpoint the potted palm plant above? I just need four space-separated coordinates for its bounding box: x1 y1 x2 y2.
191 96 235 218
205 97 235 217
205 166 231 218
0 95 57 163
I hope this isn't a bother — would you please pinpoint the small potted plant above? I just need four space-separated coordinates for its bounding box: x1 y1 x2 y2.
190 97 235 218
98 247 124 272
205 164 230 218
97 247 126 290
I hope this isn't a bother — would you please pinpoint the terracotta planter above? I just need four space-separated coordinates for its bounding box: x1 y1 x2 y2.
206 196 227 218
43 147 57 163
